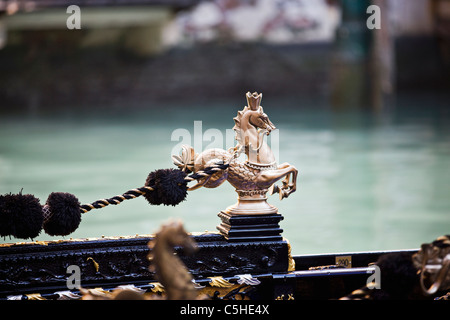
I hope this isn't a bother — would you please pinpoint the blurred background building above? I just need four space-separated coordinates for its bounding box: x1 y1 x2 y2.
0 0 448 114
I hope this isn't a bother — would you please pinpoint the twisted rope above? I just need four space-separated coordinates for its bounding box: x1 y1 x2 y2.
80 163 229 214
80 186 154 213
184 163 229 181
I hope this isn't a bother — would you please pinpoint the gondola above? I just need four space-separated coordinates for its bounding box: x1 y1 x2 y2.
0 92 448 301
0 231 424 300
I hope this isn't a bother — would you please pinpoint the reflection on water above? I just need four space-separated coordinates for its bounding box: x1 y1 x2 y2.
0 97 449 254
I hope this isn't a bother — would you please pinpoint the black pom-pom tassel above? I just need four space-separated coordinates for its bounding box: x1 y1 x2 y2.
43 192 81 236
0 192 43 239
144 169 188 206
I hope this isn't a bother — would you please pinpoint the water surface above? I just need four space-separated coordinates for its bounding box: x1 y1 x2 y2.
1 96 449 255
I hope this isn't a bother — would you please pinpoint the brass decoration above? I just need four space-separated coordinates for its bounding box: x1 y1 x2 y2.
236 274 261 286
55 291 82 300
207 276 235 288
81 287 146 300
173 91 298 216
199 284 252 300
284 238 296 272
149 282 165 294
412 235 450 295
335 255 352 268
80 287 111 300
275 293 294 300
25 293 45 300
86 257 100 272
147 220 201 300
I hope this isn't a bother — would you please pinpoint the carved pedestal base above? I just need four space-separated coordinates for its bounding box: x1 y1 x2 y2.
217 212 284 242
222 189 278 216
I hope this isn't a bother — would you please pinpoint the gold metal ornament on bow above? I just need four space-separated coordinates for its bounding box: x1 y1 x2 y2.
412 235 450 295
172 92 298 217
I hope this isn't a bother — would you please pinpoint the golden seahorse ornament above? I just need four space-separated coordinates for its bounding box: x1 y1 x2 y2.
172 92 298 216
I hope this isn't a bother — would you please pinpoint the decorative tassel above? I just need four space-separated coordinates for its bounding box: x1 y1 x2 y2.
0 192 43 239
43 192 81 236
144 168 188 206
0 163 229 240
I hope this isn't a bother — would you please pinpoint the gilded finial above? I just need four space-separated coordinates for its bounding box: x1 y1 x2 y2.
246 92 262 111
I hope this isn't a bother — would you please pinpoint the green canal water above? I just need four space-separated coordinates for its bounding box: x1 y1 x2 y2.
1 95 449 255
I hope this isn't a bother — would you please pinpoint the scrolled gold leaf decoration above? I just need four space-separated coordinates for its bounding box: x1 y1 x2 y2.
207 276 234 288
